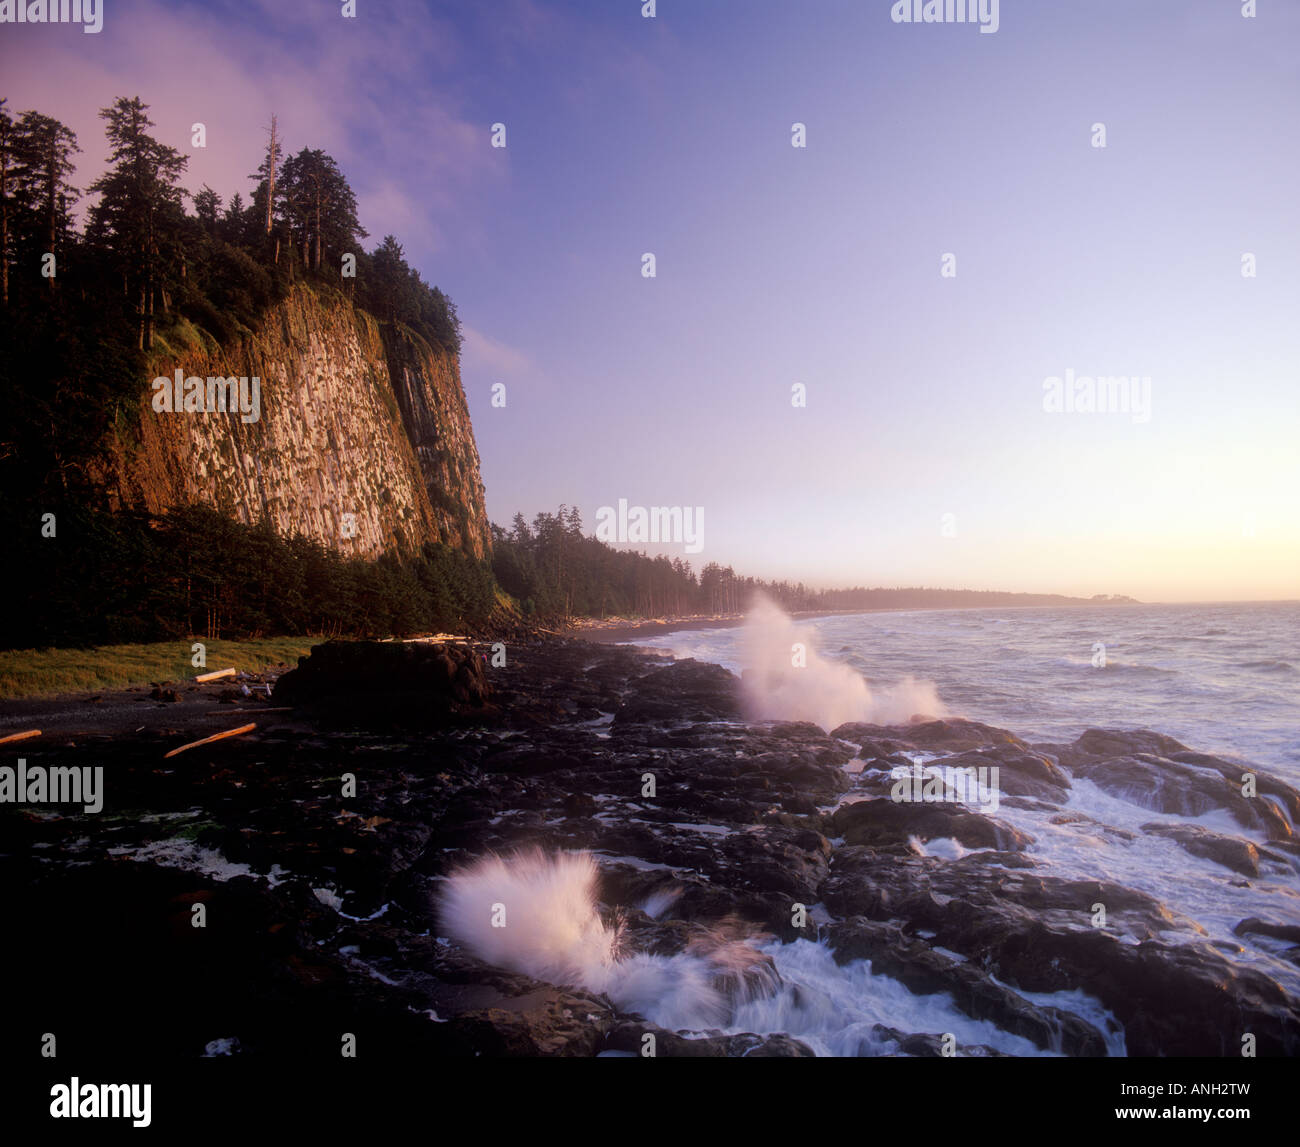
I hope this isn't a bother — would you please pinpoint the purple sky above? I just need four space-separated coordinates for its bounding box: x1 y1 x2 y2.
2 0 1297 601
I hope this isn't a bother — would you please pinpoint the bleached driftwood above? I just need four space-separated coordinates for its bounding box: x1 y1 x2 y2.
0 729 41 745
164 723 256 759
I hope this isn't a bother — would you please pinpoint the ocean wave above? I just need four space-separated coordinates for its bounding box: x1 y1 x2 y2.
1050 656 1094 669
1098 661 1180 677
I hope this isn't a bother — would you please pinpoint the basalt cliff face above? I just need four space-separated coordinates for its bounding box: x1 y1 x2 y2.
100 284 490 560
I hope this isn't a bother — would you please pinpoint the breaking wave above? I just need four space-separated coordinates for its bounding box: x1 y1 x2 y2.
437 849 773 1030
739 595 943 731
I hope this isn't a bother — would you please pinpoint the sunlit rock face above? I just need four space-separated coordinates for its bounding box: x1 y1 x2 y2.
99 283 491 560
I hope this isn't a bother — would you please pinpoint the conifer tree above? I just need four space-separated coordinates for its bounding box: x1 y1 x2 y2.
86 96 188 349
12 110 80 290
193 185 222 235
275 147 365 273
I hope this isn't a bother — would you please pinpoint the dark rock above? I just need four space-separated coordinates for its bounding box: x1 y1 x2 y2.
1142 822 1262 878
834 718 1028 754
869 1025 1009 1057
831 797 1034 852
1234 918 1300 945
444 990 615 1056
818 845 1297 1055
273 639 491 725
827 918 1107 1056
1069 754 1292 839
612 659 743 727
926 746 1071 804
1036 728 1191 768
1035 730 1299 841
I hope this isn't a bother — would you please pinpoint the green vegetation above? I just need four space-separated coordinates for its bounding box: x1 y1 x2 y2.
1 504 504 651
492 505 809 619
0 636 318 700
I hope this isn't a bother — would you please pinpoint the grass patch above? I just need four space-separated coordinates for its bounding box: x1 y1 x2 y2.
0 637 322 701
145 316 209 368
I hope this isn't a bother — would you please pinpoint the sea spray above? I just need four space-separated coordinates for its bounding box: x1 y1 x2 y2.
739 595 944 731
439 850 616 986
437 849 753 1029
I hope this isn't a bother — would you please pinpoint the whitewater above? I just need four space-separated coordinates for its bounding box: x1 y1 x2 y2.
438 599 1299 1056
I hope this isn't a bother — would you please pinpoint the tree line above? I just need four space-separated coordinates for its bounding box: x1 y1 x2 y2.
1 493 1124 650
492 507 823 620
490 507 1123 623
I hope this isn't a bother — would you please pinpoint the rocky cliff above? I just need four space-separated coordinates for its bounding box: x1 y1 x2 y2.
100 283 490 560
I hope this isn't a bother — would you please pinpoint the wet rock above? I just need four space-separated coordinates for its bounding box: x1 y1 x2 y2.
563 792 598 816
869 1025 1009 1057
834 718 1028 754
819 847 1190 943
443 989 615 1056
1142 822 1262 878
1234 918 1300 945
479 742 591 775
927 746 1071 804
820 846 1297 1056
990 925 1300 1056
828 919 1107 1056
831 797 1034 852
612 659 743 727
1068 754 1292 839
1036 730 1299 841
1035 728 1190 769
1167 750 1300 828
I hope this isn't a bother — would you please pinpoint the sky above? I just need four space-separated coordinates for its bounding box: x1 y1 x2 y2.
2 0 1298 602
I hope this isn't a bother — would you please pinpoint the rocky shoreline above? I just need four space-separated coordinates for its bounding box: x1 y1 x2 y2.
5 638 1299 1058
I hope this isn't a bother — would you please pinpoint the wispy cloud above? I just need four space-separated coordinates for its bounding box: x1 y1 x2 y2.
0 0 502 261
461 325 533 379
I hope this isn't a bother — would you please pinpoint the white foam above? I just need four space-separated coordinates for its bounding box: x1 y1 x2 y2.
103 833 293 888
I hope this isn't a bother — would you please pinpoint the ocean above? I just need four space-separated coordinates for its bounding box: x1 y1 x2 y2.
604 600 1300 1053
632 601 1300 778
